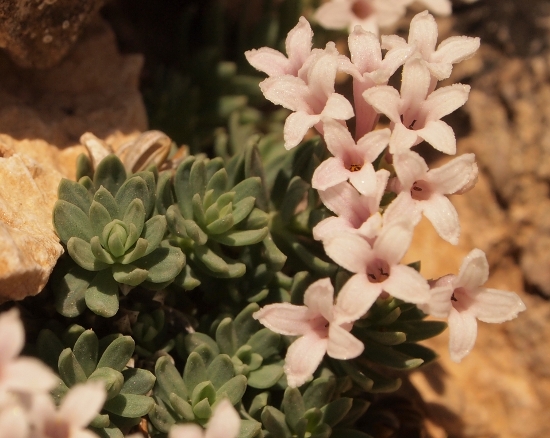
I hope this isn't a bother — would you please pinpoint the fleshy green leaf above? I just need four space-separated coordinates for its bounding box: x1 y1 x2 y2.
53 265 94 317
303 378 336 410
58 348 87 387
184 352 208 396
94 187 119 222
37 329 65 370
261 406 292 438
232 177 262 204
282 388 305 431
90 236 116 265
155 357 188 402
207 354 235 390
206 168 228 200
89 201 113 240
118 238 149 265
321 398 353 427
280 176 310 223
88 367 124 400
206 213 235 235
134 246 185 283
84 270 119 317
93 155 127 195
68 237 108 271
169 393 195 421
115 177 149 221
122 199 146 248
141 215 167 255
247 364 284 389
215 375 247 406
73 330 99 377
97 336 135 371
111 264 148 286
54 200 94 244
120 368 156 395
57 178 93 215
210 228 268 246
104 393 154 417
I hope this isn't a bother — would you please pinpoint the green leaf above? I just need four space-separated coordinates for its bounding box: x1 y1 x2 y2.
89 424 125 438
233 303 261 346
58 348 87 387
232 177 262 204
261 406 292 438
321 398 353 427
206 214 235 235
120 368 156 395
141 215 167 255
303 378 336 410
193 397 212 420
53 265 94 317
73 330 99 377
63 324 86 348
241 208 269 229
189 159 207 201
192 193 207 227
231 197 256 225
210 228 268 246
122 199 146 246
76 153 93 181
53 200 94 244
191 381 216 407
262 235 287 271
194 245 229 275
57 178 93 215
88 367 124 400
37 329 65 370
247 364 284 389
90 236 116 265
238 419 262 438
280 176 310 224
282 388 305 430
206 168 228 200
131 170 156 215
148 401 175 433
361 329 407 346
84 270 119 317
68 237 108 271
156 170 174 215
361 341 424 370
111 264 148 286
118 238 149 265
89 200 113 240
97 336 135 371
136 246 185 283
169 393 195 421
94 187 119 221
249 392 269 419
89 414 111 429
103 393 154 417
115 177 149 221
174 157 195 218
207 354 235 390
216 318 237 356
154 356 188 402
184 219 208 245
93 155 127 195
184 352 208 396
392 343 438 364
215 375 247 406
184 333 220 357
290 240 336 276
390 321 447 342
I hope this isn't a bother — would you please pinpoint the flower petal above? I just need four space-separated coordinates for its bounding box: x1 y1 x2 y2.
335 273 380 323
422 84 470 122
313 217 353 242
418 283 454 318
425 153 477 194
348 26 382 74
0 309 24 365
245 48 290 77
324 233 373 273
433 35 480 65
448 308 477 363
349 163 377 197
286 17 314 74
206 399 241 438
304 278 335 321
60 382 106 428
327 324 364 360
314 1 353 30
400 58 431 117
383 264 430 304
421 194 460 245
416 119 456 155
322 118 356 156
318 181 363 220
312 157 349 191
388 123 419 153
408 11 438 58
284 111 320 150
284 333 328 388
260 76 310 111
469 288 526 323
456 249 489 291
321 93 354 120
383 192 421 228
169 424 204 438
4 358 58 393
374 221 414 265
253 303 313 336
357 128 391 162
363 85 401 123
393 150 429 189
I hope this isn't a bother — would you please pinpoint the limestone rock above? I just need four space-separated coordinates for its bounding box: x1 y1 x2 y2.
0 17 146 301
0 0 106 68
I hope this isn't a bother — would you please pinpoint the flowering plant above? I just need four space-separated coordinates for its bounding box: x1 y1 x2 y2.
0 2 526 438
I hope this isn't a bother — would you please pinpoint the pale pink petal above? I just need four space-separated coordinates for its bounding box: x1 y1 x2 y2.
253 303 313 336
378 45 415 83
4 358 58 393
313 217 352 241
326 324 364 360
421 195 460 245
0 406 29 438
426 62 453 81
383 192 421 227
169 424 204 438
321 93 354 120
205 399 241 438
312 157 350 190
334 273 380 323
388 122 419 153
348 26 382 74
448 308 477 363
373 221 414 265
306 43 339 98
284 111 321 150
469 288 526 323
314 1 354 30
393 150 429 189
407 11 438 57
415 0 452 16
382 264 430 304
372 0 408 27
422 84 470 122
324 233 373 273
59 382 106 428
318 182 362 220
381 34 408 51
357 128 391 162
433 36 480 65
456 249 489 291
286 17 314 73
418 283 454 318
416 120 456 155
349 164 377 197
322 118 356 156
245 48 290 77
358 212 383 240
362 86 401 123
0 309 24 364
260 76 310 111
400 59 431 116
284 332 328 388
304 278 335 321
425 153 476 194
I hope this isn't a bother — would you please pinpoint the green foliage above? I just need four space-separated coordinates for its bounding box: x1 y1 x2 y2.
52 155 186 317
37 325 155 437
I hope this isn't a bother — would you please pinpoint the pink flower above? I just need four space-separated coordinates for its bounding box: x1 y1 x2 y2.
363 58 470 154
323 221 430 305
0 309 57 403
245 17 313 77
259 43 354 149
343 26 413 138
253 278 370 387
168 399 241 438
312 119 390 196
382 10 480 83
313 172 388 242
314 0 409 35
418 249 526 362
389 151 478 244
30 382 106 438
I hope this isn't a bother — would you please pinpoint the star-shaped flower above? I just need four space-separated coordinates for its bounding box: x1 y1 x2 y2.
245 16 313 77
418 249 526 362
253 277 370 388
259 43 354 149
389 150 478 244
363 58 470 154
312 119 390 196
324 221 430 305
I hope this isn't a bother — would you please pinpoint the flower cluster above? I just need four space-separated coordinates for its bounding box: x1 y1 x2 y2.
247 12 526 386
0 309 106 438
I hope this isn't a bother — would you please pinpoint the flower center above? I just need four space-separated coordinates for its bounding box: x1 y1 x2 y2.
351 0 374 19
366 258 390 283
410 180 431 201
349 163 362 172
44 418 70 438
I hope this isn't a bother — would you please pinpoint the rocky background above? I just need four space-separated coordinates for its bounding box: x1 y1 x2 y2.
0 0 548 437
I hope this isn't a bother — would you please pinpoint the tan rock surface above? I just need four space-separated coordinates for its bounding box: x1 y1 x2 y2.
0 17 147 302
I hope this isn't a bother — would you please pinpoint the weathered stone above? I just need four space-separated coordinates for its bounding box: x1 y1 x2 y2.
0 0 106 69
0 17 146 301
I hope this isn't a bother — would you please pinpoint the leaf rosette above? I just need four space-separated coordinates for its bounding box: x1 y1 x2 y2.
53 154 185 317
